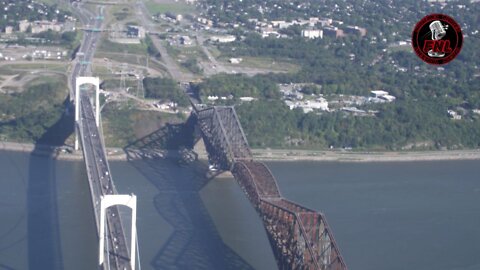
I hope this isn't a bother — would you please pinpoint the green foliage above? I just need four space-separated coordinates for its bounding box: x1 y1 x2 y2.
181 57 203 74
103 103 186 147
236 99 480 150
0 77 66 142
145 34 161 59
299 85 321 95
98 37 148 55
13 30 80 49
143 77 189 106
195 74 280 100
236 100 302 147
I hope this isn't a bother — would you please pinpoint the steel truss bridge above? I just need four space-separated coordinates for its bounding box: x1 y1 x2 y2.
193 105 348 270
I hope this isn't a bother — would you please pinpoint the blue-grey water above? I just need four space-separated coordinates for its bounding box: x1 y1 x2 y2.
0 149 479 270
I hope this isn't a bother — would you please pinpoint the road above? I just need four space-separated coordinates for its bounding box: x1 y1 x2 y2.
69 3 133 269
79 93 131 269
69 3 103 98
135 1 195 82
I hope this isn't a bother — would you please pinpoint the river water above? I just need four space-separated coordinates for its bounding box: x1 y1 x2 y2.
0 149 479 270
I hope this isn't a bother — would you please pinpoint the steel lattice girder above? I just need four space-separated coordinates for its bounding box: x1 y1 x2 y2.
232 161 347 270
194 106 252 169
193 105 347 270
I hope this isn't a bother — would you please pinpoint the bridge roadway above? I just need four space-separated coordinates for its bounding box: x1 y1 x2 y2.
69 3 133 270
79 93 131 270
69 3 103 99
193 105 348 270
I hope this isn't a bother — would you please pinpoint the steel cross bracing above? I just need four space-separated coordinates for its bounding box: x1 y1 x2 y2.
195 106 252 170
78 92 132 270
193 105 347 270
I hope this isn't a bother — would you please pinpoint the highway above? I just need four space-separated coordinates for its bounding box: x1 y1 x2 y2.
135 1 195 82
69 3 133 270
69 3 103 98
79 93 131 269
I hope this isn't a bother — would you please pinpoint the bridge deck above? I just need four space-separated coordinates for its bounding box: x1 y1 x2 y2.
79 93 132 270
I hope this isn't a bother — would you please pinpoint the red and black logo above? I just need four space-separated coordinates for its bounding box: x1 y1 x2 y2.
412 14 463 65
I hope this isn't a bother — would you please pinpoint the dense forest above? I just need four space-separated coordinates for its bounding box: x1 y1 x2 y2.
193 73 280 100
0 77 66 142
143 77 190 106
236 99 480 150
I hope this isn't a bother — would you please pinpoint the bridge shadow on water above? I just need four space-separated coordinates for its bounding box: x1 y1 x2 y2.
124 122 255 270
26 98 74 270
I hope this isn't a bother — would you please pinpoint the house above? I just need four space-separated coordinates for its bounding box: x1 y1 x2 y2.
447 110 462 120
180 36 192 45
4 26 13 34
302 29 323 39
30 20 63 34
19 20 30 32
127 25 145 39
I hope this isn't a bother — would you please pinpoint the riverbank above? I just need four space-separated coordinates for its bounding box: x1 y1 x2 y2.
251 148 480 162
2 141 480 162
0 141 128 161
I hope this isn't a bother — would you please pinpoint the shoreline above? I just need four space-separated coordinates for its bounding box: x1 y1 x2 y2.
251 148 480 162
2 141 480 162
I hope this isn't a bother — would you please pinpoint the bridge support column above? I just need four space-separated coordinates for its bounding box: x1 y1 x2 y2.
99 194 137 270
74 77 101 150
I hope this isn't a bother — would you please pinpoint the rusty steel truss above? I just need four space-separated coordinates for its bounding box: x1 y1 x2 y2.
193 105 347 270
195 106 252 170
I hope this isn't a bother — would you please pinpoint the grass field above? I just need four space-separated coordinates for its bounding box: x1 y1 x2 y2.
219 56 300 73
0 63 68 73
145 0 196 15
25 74 67 89
108 4 135 22
98 35 149 55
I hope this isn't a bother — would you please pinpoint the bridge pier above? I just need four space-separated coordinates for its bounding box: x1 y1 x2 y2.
75 77 100 150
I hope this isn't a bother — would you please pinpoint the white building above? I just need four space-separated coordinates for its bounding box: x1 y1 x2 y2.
239 97 255 102
210 35 236 43
285 98 329 113
23 20 63 34
447 110 462 120
302 29 323 39
370 90 396 102
229 58 243 64
19 20 30 32
4 26 13 34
